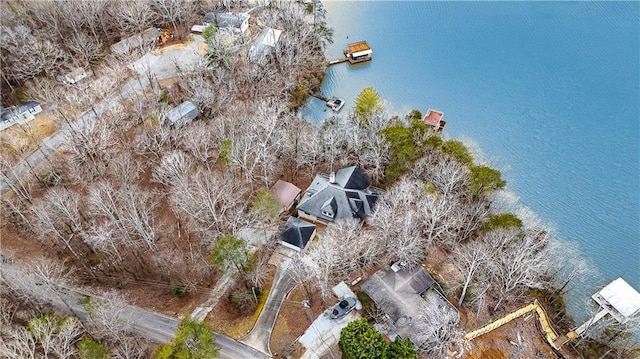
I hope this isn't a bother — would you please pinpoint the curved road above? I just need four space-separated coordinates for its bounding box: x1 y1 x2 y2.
0 260 269 359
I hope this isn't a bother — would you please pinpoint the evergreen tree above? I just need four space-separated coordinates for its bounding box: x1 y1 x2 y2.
155 319 218 359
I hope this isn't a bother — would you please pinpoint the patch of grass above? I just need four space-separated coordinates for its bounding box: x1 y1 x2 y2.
224 316 256 339
252 289 269 321
172 287 185 297
141 115 158 127
1 114 59 159
82 296 100 316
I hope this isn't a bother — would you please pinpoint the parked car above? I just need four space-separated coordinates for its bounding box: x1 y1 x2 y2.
329 297 357 319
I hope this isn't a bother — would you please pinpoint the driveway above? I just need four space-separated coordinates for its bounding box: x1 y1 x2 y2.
298 282 361 359
240 260 295 356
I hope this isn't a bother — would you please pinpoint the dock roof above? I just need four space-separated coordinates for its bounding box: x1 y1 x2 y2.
592 277 640 323
423 109 444 127
348 41 371 53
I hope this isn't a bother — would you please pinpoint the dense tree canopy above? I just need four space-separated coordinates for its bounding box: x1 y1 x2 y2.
483 213 523 231
339 318 417 359
469 165 506 196
155 319 218 359
442 140 474 165
77 337 109 359
208 235 250 273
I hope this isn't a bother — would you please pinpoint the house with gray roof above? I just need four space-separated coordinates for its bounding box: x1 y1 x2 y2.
361 264 459 348
296 166 379 225
165 101 198 127
1 101 42 130
279 217 316 252
216 12 250 34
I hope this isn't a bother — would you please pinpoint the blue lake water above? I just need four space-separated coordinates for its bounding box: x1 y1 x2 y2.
303 1 640 322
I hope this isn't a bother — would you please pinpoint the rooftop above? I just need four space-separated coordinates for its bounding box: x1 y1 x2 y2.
270 180 301 213
423 109 444 127
279 217 316 251
296 166 379 223
348 41 371 53
592 277 640 323
165 101 198 127
361 265 458 346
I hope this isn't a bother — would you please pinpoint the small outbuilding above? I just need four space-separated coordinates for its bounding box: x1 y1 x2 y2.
249 27 282 63
64 67 91 85
423 109 446 132
165 101 198 127
279 217 316 252
270 180 302 214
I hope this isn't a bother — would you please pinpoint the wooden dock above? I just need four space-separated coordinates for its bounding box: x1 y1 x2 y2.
310 93 329 102
328 57 349 66
310 93 345 112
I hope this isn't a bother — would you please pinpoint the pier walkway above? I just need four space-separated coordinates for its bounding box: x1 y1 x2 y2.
328 57 349 66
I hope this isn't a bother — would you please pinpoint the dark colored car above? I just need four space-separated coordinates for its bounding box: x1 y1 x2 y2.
329 297 357 319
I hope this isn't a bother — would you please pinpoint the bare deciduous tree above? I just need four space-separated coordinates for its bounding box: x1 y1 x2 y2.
3 326 38 359
66 31 104 67
369 178 425 268
1 25 67 82
305 219 363 299
30 188 86 264
152 150 192 187
180 123 219 170
481 228 552 311
86 291 133 342
152 0 196 34
169 169 247 236
452 239 491 307
110 0 156 35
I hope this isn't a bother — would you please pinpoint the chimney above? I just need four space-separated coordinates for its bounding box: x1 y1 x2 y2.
329 171 336 184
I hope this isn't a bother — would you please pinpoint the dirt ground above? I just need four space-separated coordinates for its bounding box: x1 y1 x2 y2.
425 245 578 359
206 266 277 339
270 286 328 358
0 112 59 163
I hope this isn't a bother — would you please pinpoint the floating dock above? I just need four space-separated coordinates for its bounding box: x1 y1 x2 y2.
310 93 345 112
326 97 345 112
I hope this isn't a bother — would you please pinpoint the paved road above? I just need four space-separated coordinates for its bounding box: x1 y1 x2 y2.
0 260 269 359
241 261 295 356
1 35 205 195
